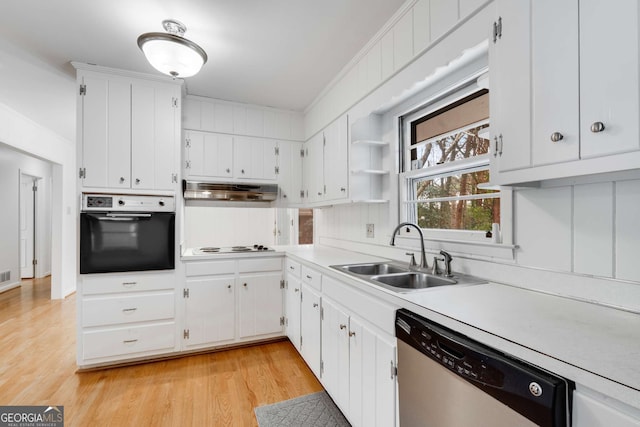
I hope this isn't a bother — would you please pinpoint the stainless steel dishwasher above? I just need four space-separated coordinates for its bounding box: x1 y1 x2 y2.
395 309 572 427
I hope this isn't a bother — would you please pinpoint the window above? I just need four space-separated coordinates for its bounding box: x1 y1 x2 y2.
401 84 501 242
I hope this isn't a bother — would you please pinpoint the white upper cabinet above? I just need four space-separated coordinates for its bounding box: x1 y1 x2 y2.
489 0 531 174
184 131 233 179
324 114 349 201
491 0 640 185
579 0 640 158
234 137 278 181
77 68 180 191
277 141 303 205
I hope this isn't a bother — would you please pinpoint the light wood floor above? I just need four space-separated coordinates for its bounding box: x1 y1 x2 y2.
0 277 323 426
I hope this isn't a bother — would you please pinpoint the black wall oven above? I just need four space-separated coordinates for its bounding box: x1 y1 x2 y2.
80 194 176 274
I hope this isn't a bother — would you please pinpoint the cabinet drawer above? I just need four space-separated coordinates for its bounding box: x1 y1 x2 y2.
82 292 175 327
238 257 283 273
82 322 176 360
81 272 175 295
301 265 322 291
185 260 236 276
285 258 301 277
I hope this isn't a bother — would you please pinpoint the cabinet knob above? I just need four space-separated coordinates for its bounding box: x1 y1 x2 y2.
226 168 230 173
294 288 299 292
283 194 287 198
317 192 322 196
243 283 247 287
349 331 356 337
135 178 141 185
590 122 605 133
241 169 245 174
313 303 318 308
339 324 346 330
227 284 231 289
550 132 564 142
340 187 346 192
120 177 125 183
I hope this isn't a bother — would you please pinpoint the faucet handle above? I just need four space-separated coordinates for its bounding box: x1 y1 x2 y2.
439 250 453 277
431 257 444 275
405 252 417 267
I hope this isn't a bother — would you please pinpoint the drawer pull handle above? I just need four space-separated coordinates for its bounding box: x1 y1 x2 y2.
313 303 318 308
306 275 312 279
590 121 605 133
294 288 299 292
550 132 564 142
289 266 295 270
349 331 356 337
123 339 138 344
339 324 346 330
122 308 137 313
122 282 137 287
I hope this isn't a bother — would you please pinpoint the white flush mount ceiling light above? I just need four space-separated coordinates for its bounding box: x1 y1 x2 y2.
137 19 207 78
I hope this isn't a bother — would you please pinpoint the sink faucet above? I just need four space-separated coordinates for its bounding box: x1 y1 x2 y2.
390 222 428 269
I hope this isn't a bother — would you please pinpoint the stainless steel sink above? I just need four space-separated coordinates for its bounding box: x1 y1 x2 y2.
371 272 456 289
337 263 407 276
331 261 487 293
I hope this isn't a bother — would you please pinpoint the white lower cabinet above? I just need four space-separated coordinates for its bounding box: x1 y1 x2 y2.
77 271 179 367
183 276 235 350
284 259 398 427
321 295 397 427
238 272 284 338
573 389 640 427
183 256 285 351
284 259 302 351
300 282 322 378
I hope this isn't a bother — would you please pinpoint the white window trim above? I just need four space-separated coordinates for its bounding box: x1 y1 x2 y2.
396 74 515 256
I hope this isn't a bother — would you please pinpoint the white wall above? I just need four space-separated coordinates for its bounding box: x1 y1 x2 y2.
0 145 52 292
183 207 276 249
0 103 76 299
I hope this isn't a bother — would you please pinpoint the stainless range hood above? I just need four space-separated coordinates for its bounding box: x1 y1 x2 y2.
182 180 278 202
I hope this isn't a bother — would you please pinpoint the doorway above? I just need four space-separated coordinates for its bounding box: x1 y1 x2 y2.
19 174 38 279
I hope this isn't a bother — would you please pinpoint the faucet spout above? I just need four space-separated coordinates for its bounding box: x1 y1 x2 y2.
390 222 428 270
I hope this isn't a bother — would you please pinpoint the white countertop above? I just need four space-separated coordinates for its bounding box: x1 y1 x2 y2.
280 245 640 410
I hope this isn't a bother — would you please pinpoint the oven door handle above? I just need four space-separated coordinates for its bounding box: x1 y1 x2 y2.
98 213 153 220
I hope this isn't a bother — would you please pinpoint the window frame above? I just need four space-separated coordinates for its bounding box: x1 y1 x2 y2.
398 74 512 246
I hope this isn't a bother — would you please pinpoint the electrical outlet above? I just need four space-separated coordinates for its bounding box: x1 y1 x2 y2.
366 223 375 238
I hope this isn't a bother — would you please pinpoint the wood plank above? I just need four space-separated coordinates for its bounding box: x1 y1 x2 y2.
0 277 323 427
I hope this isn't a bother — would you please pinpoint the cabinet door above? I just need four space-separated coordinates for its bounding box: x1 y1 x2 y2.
531 0 579 167
131 83 175 190
234 137 278 180
285 273 302 351
375 334 397 427
580 0 640 158
300 283 322 377
203 133 233 178
184 277 235 349
489 0 531 173
81 75 131 188
238 272 283 338
184 131 204 177
303 133 324 203
321 298 350 411
324 115 349 201
348 317 377 427
573 390 640 427
277 141 303 205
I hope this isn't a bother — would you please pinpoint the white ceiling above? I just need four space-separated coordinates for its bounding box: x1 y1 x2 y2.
0 0 406 142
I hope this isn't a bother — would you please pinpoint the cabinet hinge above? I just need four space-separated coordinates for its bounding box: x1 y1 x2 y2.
300 335 303 348
183 329 190 340
391 361 398 379
323 134 326 147
171 173 178 183
280 279 285 289
185 138 191 148
280 316 285 326
323 184 326 195
300 190 305 199
79 84 86 96
320 360 324 375
32 185 38 192
493 16 503 43
186 160 191 169
275 166 280 175
275 146 279 156
183 288 190 298
300 148 305 158
32 259 38 266
320 306 324 321
79 168 86 179
172 97 179 108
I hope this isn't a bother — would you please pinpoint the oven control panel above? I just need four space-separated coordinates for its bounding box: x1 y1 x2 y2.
82 194 175 212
